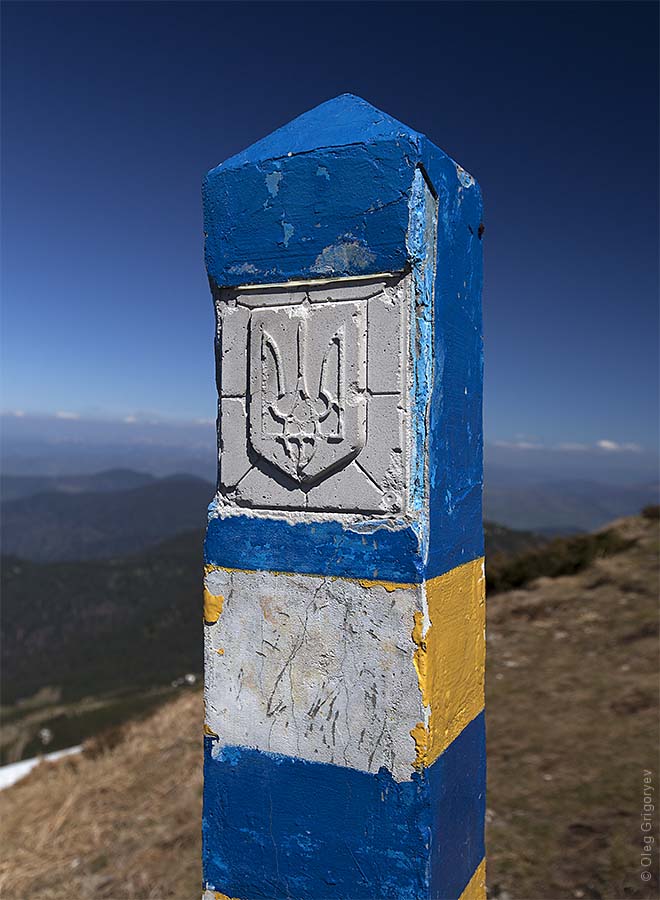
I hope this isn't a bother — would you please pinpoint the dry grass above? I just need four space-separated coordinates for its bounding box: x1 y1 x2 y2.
0 515 657 899
0 691 202 899
487 514 659 899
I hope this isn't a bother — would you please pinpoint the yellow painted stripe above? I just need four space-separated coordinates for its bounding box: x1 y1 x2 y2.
458 858 486 900
204 563 415 593
411 557 485 768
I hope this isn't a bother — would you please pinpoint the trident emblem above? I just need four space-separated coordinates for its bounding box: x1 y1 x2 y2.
248 302 367 484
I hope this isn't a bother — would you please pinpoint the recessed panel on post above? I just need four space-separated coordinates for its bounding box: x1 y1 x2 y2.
216 273 409 514
202 94 485 900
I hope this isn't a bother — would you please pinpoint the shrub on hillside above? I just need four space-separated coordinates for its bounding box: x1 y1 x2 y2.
486 529 634 594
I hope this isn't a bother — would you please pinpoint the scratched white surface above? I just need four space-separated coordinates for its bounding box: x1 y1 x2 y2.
204 567 424 782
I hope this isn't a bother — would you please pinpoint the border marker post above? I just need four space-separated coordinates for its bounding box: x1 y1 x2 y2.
202 94 485 900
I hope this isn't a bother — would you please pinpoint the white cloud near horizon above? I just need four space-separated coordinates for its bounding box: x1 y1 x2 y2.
0 411 649 454
493 440 544 450
493 438 643 453
595 439 642 453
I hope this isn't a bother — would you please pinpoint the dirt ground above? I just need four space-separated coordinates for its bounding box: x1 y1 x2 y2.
0 515 657 899
486 514 659 900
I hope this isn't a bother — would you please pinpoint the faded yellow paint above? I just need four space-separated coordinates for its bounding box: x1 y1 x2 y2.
259 594 282 624
412 557 485 768
410 610 429 770
458 858 486 900
409 720 428 767
204 724 219 739
411 610 427 696
213 893 240 900
205 562 414 592
204 588 225 625
357 578 412 592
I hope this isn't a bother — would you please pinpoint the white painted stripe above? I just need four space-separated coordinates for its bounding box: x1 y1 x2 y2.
204 568 424 782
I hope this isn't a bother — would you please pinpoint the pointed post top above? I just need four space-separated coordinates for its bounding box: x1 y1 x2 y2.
203 93 479 289
214 94 424 173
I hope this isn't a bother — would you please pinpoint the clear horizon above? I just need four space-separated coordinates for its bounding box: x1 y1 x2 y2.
2 410 657 490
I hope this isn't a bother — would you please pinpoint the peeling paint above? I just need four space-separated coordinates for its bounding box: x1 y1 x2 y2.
265 171 283 197
227 263 258 276
203 588 225 625
203 95 418 287
206 562 416 591
410 720 428 769
410 609 430 769
411 610 428 701
311 239 376 274
281 220 294 247
356 578 412 592
204 566 425 782
406 167 436 545
456 164 475 188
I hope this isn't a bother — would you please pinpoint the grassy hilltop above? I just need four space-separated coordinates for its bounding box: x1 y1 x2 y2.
0 511 657 899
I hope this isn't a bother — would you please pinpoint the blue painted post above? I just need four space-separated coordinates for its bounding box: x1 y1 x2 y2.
202 94 485 900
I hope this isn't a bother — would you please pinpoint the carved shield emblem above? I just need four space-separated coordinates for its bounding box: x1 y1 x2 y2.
248 301 367 484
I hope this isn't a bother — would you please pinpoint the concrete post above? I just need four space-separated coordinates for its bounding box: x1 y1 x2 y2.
202 94 485 900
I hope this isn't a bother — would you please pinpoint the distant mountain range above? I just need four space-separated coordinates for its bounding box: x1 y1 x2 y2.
1 465 657 561
1 473 213 562
0 414 217 480
484 477 658 533
0 469 156 502
1 467 547 564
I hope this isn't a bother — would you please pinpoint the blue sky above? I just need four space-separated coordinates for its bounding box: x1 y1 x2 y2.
2 1 658 453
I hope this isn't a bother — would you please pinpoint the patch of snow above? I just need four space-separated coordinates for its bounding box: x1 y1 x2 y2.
0 745 82 791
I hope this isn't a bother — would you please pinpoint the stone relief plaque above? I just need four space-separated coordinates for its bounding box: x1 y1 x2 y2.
215 273 410 515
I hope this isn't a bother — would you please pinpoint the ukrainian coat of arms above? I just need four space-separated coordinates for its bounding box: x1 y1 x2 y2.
248 301 367 484
216 274 409 515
